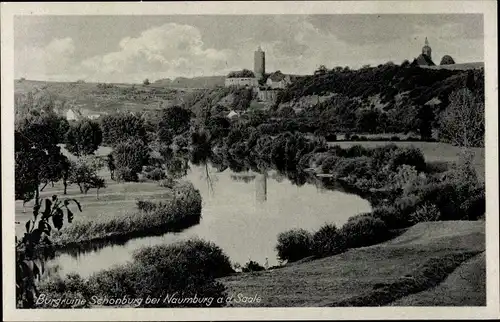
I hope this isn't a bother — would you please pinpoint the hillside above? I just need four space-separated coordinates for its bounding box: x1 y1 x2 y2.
153 76 225 88
218 221 485 307
272 64 484 139
14 79 192 115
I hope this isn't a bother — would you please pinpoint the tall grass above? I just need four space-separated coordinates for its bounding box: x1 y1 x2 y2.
51 181 202 247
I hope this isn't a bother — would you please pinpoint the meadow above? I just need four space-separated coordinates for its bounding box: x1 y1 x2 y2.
219 220 485 307
330 141 485 181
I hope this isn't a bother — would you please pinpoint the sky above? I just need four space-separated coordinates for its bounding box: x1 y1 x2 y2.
14 14 484 83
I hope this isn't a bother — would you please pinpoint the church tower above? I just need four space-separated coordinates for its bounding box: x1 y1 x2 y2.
254 46 265 81
422 37 432 60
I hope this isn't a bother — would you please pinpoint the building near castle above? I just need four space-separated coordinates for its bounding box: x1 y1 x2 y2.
224 46 298 103
224 77 259 87
411 37 483 70
412 37 435 66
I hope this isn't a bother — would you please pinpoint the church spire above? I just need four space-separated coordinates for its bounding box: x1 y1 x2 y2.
425 37 429 46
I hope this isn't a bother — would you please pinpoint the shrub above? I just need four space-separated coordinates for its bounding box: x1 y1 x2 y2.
388 147 426 172
37 273 92 308
143 167 166 181
341 214 389 248
276 228 313 262
325 133 337 141
136 199 156 212
408 202 441 224
158 177 175 188
115 167 139 182
312 223 346 257
426 161 449 174
242 260 265 272
88 239 231 308
390 136 401 141
345 145 369 158
371 205 411 229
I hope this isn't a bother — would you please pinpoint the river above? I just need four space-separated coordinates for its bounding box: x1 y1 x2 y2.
46 164 372 278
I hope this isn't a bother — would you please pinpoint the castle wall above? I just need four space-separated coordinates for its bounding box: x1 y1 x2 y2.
224 77 259 87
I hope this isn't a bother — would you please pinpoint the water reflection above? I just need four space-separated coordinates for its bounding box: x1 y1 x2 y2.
47 163 372 278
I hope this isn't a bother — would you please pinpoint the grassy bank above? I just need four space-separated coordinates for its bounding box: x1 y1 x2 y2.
219 221 485 307
49 180 202 248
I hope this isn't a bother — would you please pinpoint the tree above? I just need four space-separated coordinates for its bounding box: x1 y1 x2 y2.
113 139 150 181
65 119 103 156
439 88 484 147
440 55 456 65
314 65 328 75
206 116 231 143
227 69 255 78
106 154 116 180
100 113 148 147
417 104 434 140
157 106 193 143
15 113 69 206
401 59 410 68
143 78 150 85
67 156 106 196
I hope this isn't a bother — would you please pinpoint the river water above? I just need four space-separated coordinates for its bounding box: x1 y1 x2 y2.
47 165 371 278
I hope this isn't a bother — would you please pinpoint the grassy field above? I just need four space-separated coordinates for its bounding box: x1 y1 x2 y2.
389 252 485 306
330 141 485 181
219 221 485 307
15 145 163 237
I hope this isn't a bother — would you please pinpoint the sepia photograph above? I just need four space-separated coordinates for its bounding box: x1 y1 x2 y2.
2 1 499 321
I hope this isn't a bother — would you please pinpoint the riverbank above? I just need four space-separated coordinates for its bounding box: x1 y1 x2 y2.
219 220 485 307
49 180 202 248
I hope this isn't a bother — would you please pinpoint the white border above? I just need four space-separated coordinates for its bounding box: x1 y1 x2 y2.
2 1 498 320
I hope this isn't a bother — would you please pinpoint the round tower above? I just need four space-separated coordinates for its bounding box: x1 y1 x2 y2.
254 46 265 81
422 37 432 60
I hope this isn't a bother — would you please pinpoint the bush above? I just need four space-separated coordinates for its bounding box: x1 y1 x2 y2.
87 239 231 308
408 202 441 224
390 136 401 141
115 167 139 182
341 214 389 248
388 147 426 172
371 205 411 229
158 177 175 188
37 273 92 308
312 223 346 257
136 199 156 212
242 260 265 272
325 133 337 141
276 228 313 262
345 145 369 158
143 167 166 181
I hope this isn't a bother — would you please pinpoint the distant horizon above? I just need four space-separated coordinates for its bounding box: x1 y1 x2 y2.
14 60 485 85
15 14 484 83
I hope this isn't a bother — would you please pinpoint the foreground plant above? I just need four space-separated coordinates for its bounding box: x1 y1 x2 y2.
16 195 82 308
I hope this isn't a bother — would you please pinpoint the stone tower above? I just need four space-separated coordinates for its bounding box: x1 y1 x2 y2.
422 37 432 60
254 46 265 81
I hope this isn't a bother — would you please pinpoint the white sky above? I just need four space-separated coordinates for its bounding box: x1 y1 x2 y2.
14 14 484 83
